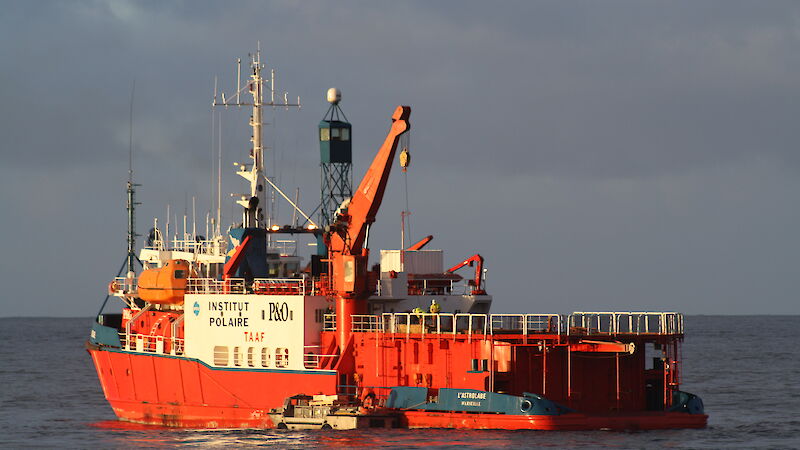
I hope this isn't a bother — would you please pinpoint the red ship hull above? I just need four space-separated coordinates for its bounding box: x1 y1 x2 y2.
88 348 338 428
402 410 707 430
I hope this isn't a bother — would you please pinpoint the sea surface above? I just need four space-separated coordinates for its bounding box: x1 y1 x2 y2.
0 316 798 448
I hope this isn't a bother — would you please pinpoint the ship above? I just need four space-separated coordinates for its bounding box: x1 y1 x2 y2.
87 49 706 430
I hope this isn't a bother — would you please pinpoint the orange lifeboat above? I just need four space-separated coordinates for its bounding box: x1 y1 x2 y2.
137 259 191 305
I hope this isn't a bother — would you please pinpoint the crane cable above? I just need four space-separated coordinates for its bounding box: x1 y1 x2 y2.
399 133 412 243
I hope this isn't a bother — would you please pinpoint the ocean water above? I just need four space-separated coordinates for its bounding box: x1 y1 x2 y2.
0 316 798 448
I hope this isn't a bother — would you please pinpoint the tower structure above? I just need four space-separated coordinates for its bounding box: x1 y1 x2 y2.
319 88 353 232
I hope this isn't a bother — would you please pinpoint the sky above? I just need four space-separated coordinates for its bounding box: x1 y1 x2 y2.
1 0 798 317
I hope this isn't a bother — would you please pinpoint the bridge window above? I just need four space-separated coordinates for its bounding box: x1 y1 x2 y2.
213 346 229 366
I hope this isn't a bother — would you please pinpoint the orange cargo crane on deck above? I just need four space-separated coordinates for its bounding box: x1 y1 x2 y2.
447 254 486 295
325 105 411 353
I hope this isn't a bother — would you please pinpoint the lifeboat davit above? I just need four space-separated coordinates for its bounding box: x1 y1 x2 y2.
137 259 190 304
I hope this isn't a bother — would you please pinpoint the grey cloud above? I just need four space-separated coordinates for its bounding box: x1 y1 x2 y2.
1 0 799 316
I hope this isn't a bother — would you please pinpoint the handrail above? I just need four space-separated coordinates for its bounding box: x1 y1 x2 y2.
144 237 227 256
111 277 138 296
303 352 338 369
568 312 683 336
185 278 246 294
324 312 680 337
125 304 152 337
352 315 383 332
185 277 316 295
120 331 185 355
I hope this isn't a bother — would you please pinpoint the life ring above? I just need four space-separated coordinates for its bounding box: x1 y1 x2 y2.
108 281 119 295
362 392 376 410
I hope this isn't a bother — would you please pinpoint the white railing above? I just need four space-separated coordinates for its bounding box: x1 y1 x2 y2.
352 315 383 332
334 313 491 336
120 332 185 355
185 277 314 295
269 240 297 257
323 313 337 331
489 314 561 334
111 277 138 296
145 237 226 256
377 279 485 297
334 313 558 336
302 345 337 369
568 312 683 335
325 311 681 336
252 277 311 295
186 278 247 294
447 281 484 296
383 313 488 336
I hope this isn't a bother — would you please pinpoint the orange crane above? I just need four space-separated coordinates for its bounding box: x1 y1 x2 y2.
326 105 411 352
406 235 433 251
447 254 486 295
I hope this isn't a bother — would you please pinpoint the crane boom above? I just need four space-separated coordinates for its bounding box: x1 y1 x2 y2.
327 105 410 355
328 106 411 257
447 254 485 295
407 235 433 251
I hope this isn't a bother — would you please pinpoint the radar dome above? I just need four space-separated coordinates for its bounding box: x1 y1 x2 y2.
326 87 341 104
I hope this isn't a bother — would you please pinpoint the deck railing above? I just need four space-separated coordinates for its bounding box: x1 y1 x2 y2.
186 278 247 294
567 312 683 335
111 277 138 296
302 345 338 370
376 278 485 297
113 276 316 296
352 315 383 332
185 277 315 295
119 332 185 355
321 311 683 337
490 314 562 334
323 313 337 331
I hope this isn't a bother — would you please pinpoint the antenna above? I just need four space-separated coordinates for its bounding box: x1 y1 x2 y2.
211 77 217 238
192 196 197 240
292 188 299 227
128 81 134 184
217 113 222 234
95 80 143 317
166 204 170 246
212 46 309 230
126 80 141 276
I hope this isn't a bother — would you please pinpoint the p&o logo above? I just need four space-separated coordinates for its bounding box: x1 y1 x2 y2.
193 301 200 316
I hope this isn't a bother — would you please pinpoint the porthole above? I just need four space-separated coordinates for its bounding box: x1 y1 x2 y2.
520 399 533 412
